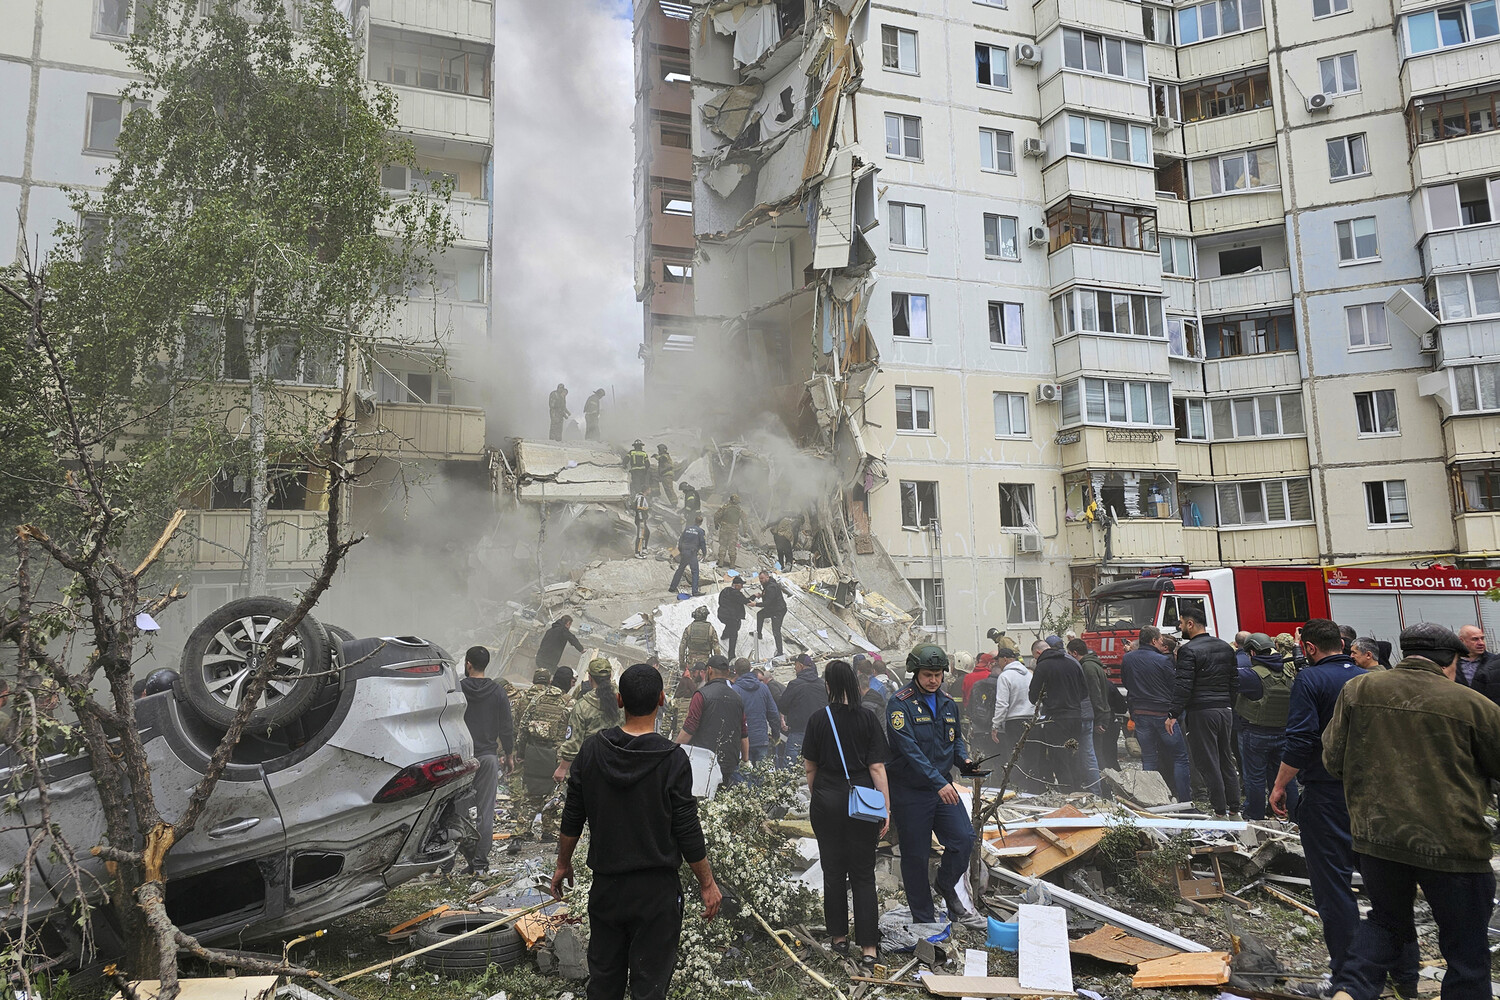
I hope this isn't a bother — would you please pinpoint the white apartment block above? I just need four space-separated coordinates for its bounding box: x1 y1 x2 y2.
2 0 495 623
637 0 1500 647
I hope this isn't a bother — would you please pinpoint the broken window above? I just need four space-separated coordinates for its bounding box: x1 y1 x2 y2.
1005 578 1040 624
661 57 691 83
211 466 311 511
895 385 933 432
999 483 1035 528
989 301 1023 347
975 43 1010 88
1174 397 1208 440
1354 389 1399 435
659 122 691 148
1365 480 1409 526
882 25 919 73
909 577 946 630
885 112 923 160
85 93 146 155
95 0 152 38
662 262 693 283
900 481 940 529
892 292 929 339
984 214 1019 259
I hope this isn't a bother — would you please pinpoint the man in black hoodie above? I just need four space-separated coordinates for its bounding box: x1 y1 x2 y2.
1028 639 1088 791
1166 607 1241 817
460 646 514 875
778 653 828 765
552 663 722 1000
536 615 585 675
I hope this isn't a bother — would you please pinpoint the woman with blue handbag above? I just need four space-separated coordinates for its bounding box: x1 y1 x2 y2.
802 659 891 973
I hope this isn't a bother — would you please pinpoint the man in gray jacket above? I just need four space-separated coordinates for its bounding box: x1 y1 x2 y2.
988 645 1037 790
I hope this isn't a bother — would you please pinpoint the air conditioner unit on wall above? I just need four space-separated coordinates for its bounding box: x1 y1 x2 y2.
1153 114 1173 133
1027 225 1048 247
1023 137 1047 158
1306 92 1331 112
1035 382 1063 403
1018 532 1042 554
1015 42 1040 66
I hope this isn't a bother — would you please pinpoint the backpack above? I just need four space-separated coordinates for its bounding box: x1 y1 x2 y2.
966 675 998 735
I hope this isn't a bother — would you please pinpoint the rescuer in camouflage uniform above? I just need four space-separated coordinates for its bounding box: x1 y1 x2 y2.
714 494 745 568
503 678 531 732
678 605 721 669
554 659 622 781
512 667 573 839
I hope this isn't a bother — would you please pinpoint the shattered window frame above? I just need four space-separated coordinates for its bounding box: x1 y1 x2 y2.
983 213 1020 260
899 481 940 530
994 391 1029 437
1364 480 1410 526
895 385 934 433
909 577 947 631
980 127 1015 173
660 189 693 216
885 112 924 160
1005 577 1041 625
1327 133 1369 180
882 25 920 74
999 483 1036 528
988 300 1024 347
889 201 928 250
1354 389 1400 436
892 292 931 339
975 42 1010 89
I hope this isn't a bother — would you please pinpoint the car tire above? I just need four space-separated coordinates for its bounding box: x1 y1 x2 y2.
325 625 356 642
414 913 527 972
179 597 330 730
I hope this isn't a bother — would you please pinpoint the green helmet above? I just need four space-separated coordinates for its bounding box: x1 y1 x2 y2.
692 606 710 620
906 643 949 674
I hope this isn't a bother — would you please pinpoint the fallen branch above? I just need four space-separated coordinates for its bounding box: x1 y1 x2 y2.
1261 883 1320 918
328 899 552 984
744 904 847 1000
131 508 187 578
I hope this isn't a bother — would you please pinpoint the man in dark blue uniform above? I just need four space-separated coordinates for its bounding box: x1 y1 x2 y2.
886 644 986 930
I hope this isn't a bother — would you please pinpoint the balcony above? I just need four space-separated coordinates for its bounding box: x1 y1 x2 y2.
1437 318 1500 365
366 0 492 43
1189 189 1285 235
1035 0 1144 39
1423 222 1500 274
1183 107 1275 158
1047 244 1163 292
1457 512 1500 551
651 138 692 179
650 80 691 116
447 197 489 245
1209 437 1311 478
174 510 328 572
1170 357 1204 394
1198 267 1292 313
194 383 342 438
1183 525 1221 565
1154 125 1185 159
1057 425 1177 470
392 85 492 145
1163 275 1195 313
1038 72 1151 124
1156 194 1190 232
1203 351 1302 392
1176 29 1269 80
1218 523 1319 562
1147 42 1178 80
1402 38 1500 100
1413 131 1500 189
1044 158 1157 206
1066 518 1185 563
1175 441 1212 477
353 402 486 461
387 297 488 345
1444 413 1500 461
1054 333 1172 379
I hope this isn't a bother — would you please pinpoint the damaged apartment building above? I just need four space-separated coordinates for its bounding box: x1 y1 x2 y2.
635 0 1500 645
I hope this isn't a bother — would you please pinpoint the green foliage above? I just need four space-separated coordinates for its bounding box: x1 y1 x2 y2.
1098 823 1194 907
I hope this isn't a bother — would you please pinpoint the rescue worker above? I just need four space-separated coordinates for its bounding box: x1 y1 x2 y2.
681 482 702 517
677 654 749 787
667 661 706 736
679 605 721 670
626 439 651 497
754 570 787 657
536 615 585 676
554 659 622 781
503 677 531 733
1236 632 1296 822
716 573 753 659
548 383 569 441
583 388 604 441
886 644 986 930
632 492 650 558
513 667 573 840
771 514 802 569
669 514 708 596
714 493 745 569
655 444 678 505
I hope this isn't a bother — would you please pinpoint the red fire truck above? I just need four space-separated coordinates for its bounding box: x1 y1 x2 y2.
1083 564 1500 669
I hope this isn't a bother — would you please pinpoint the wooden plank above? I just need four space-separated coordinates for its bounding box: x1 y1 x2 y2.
1068 924 1181 966
112 978 278 1000
984 805 1105 877
921 976 1075 998
987 865 1210 953
999 816 1249 832
984 844 1037 859
1131 952 1233 988
1017 904 1074 994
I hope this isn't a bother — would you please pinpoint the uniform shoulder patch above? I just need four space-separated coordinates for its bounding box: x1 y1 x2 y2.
890 710 906 730
896 688 915 701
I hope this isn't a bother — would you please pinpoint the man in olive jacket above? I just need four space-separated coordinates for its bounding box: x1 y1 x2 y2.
1326 623 1500 1000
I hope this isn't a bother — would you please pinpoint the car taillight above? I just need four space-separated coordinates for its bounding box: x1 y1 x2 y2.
373 754 477 803
387 663 444 676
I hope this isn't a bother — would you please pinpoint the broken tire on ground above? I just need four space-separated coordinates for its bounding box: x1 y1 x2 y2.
178 596 331 730
413 913 526 972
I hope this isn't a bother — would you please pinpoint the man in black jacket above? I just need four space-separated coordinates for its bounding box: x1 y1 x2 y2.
1122 627 1191 801
537 615 585 675
1028 639 1088 791
754 571 788 657
1166 608 1241 817
676 655 748 786
553 664 722 1000
778 653 827 764
717 575 754 658
459 646 513 875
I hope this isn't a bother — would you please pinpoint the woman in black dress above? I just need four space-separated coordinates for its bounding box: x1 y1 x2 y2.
802 659 891 972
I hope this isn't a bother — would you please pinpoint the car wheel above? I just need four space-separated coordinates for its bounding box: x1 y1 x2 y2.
414 913 527 972
178 597 330 730
325 625 356 642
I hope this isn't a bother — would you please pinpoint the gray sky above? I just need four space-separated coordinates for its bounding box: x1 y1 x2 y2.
490 1 640 434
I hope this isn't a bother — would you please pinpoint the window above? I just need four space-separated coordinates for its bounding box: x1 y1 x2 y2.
1153 82 1183 121
368 31 490 98
661 190 692 215
1168 316 1203 359
909 577 946 631
1346 303 1390 349
1063 377 1172 427
1062 29 1146 81
1424 176 1499 230
1355 389 1399 435
659 122 691 148
1314 0 1351 15
1216 479 1314 526
1404 0 1499 54
900 481 939 528
1412 87 1500 144
882 25 920 73
1208 392 1305 438
892 292 930 338
1453 362 1500 411
95 0 151 38
1175 397 1209 440
85 94 136 155
1052 288 1167 339
895 386 934 432
1143 5 1176 43
1180 69 1273 123
1066 470 1178 520
1431 270 1500 319
885 113 923 160
661 58 690 83
1456 462 1500 511
1365 480 1410 526
1047 198 1159 252
1177 0 1264 43
984 214 1020 259
1327 134 1369 179
889 202 927 250
1203 312 1296 359
1336 217 1379 263
989 301 1024 347
994 392 1029 435
212 322 340 386
1161 236 1194 276
980 128 1015 173
1065 114 1152 165
1318 52 1360 95
976 43 1010 88
1189 147 1280 195
999 483 1036 527
1005 578 1041 624
662 262 693 283
1219 246 1263 274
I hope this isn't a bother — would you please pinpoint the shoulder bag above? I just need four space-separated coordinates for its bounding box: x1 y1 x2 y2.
825 706 886 824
